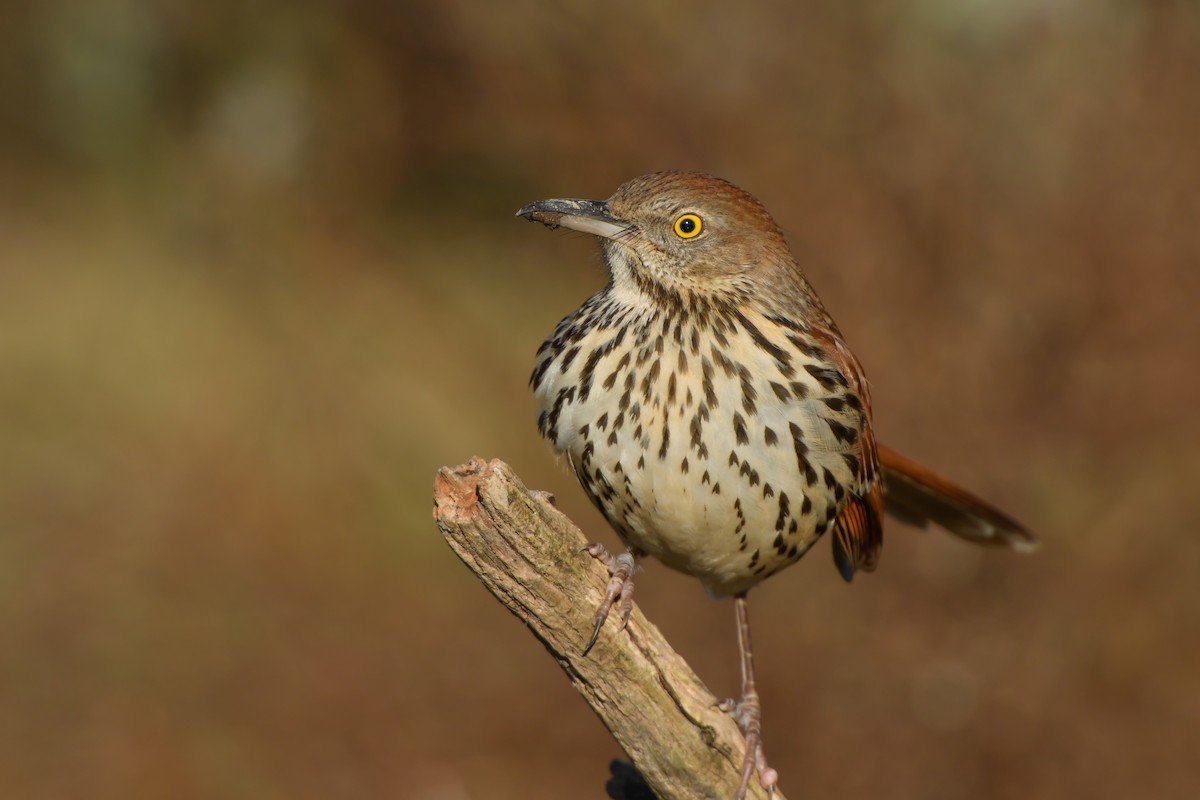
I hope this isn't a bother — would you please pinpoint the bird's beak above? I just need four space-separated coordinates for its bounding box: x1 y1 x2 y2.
515 198 629 241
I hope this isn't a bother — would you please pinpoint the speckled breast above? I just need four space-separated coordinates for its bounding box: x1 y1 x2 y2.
532 292 866 596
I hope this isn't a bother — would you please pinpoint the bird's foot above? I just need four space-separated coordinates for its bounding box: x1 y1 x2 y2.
718 693 778 800
580 543 635 655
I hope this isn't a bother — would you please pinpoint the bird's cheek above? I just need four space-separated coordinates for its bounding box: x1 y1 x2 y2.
602 244 647 283
686 254 741 281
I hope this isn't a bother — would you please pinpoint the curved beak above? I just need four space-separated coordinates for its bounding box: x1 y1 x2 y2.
515 198 629 241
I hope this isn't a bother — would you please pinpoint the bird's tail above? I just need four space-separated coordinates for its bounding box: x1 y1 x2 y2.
878 445 1039 552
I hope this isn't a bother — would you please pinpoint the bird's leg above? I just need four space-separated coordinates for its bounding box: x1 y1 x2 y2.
720 594 778 800
580 543 636 655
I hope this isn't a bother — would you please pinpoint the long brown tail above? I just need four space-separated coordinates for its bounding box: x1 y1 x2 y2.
878 445 1039 552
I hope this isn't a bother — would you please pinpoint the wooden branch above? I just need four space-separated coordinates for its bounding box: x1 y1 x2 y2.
433 458 782 800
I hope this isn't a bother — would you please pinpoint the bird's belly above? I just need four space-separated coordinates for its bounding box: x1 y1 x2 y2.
535 320 858 596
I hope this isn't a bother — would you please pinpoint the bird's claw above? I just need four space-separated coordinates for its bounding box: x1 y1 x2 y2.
581 544 636 655
723 692 778 800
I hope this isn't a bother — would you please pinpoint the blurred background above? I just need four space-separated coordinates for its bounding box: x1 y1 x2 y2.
2 1 1199 798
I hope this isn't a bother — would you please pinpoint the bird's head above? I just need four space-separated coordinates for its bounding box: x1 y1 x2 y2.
517 171 823 315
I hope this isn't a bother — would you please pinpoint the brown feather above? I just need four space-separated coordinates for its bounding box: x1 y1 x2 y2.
831 482 884 580
878 445 1039 552
804 323 887 579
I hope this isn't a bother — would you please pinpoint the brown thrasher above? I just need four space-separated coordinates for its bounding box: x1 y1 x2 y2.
517 171 1037 799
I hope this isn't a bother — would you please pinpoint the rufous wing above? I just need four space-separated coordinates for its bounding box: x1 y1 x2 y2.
804 322 888 581
831 482 884 582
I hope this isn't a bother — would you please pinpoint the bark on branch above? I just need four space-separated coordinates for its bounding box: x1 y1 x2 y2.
432 458 781 800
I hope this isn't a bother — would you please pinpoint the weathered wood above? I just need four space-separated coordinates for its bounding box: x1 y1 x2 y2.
433 458 781 800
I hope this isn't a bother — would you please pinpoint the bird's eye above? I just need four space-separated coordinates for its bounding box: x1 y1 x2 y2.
673 213 703 239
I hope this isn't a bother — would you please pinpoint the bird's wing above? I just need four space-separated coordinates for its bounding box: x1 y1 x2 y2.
806 325 885 580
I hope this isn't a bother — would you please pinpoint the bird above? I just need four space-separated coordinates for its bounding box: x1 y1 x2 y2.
516 171 1037 799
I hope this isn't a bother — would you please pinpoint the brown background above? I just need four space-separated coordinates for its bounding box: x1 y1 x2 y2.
2 2 1198 799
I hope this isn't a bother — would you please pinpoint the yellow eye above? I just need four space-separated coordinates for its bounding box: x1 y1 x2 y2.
673 213 703 239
